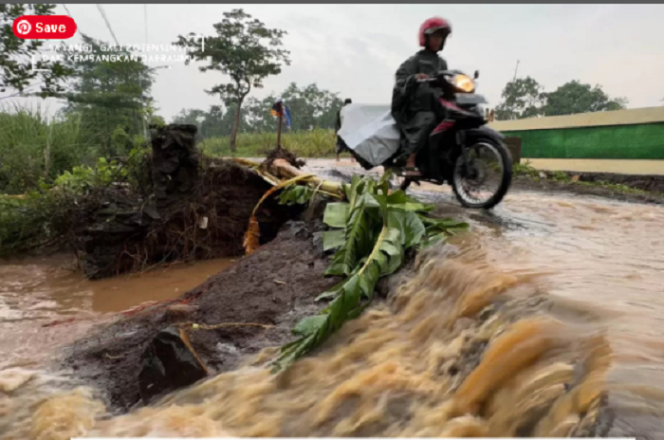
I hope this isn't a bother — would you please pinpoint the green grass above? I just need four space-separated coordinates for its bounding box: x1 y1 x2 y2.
513 160 542 180
199 128 341 158
0 103 95 194
551 170 571 182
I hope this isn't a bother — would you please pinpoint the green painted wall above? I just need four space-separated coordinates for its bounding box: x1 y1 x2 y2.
503 122 664 160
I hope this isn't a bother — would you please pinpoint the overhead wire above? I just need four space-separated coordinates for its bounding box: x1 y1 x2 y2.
144 4 148 45
62 5 83 34
96 4 120 47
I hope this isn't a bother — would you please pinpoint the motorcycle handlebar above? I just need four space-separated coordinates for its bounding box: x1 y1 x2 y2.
416 70 459 83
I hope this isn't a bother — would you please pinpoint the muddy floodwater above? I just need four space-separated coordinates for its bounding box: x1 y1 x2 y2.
1 160 664 438
0 257 235 370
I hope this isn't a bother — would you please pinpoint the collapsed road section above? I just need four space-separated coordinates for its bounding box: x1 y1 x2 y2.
81 124 304 279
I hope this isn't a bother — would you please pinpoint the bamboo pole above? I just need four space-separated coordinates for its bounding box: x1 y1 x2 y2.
269 158 344 197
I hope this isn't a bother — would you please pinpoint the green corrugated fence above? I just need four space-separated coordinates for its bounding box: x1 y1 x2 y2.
502 122 664 160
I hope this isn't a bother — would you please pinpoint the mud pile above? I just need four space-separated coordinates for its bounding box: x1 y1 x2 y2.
82 124 302 279
564 171 664 194
60 220 341 412
513 171 664 205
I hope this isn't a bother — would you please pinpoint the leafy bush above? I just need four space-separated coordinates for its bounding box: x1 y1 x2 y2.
0 142 151 255
512 160 540 179
0 104 91 193
53 157 128 193
0 104 152 195
0 191 61 256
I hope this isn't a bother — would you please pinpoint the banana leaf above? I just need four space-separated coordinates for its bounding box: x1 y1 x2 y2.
270 171 470 372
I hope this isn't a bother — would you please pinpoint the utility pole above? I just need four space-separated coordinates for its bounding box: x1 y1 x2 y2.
276 112 283 151
512 60 520 82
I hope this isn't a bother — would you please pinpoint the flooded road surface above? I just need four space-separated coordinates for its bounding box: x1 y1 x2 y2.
2 160 664 439
0 257 235 370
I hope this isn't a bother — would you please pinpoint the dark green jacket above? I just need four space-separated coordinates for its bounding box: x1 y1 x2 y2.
391 49 448 124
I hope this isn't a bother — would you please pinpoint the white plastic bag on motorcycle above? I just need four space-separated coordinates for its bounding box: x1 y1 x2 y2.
337 103 400 168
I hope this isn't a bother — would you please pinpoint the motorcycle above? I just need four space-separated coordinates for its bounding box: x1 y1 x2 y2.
353 70 513 210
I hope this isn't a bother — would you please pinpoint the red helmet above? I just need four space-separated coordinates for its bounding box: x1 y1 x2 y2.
419 17 452 48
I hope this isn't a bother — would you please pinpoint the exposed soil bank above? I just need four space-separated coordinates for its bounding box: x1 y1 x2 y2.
51 129 342 411
82 125 302 280
61 219 340 413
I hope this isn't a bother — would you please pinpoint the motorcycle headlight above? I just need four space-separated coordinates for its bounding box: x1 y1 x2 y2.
453 74 475 93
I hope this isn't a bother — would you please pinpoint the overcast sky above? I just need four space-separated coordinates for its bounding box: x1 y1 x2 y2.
14 4 664 121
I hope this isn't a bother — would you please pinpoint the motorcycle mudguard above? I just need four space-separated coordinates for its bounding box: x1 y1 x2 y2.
464 126 505 143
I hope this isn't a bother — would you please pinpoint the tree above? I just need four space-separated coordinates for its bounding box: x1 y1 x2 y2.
494 77 544 120
175 9 290 151
280 83 342 131
541 80 627 116
242 96 276 133
172 108 209 140
0 4 72 99
60 34 154 157
173 104 253 139
172 82 344 138
173 108 208 127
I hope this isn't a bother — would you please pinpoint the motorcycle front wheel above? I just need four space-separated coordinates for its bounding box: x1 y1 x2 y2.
451 138 513 209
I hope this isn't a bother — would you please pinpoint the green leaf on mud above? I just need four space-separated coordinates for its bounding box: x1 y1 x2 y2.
420 232 447 249
293 315 328 336
323 202 349 228
322 229 345 251
325 195 376 276
386 190 434 213
388 209 426 248
315 277 351 302
279 185 314 206
421 216 470 236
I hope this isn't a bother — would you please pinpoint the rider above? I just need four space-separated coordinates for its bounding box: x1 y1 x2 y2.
391 17 451 178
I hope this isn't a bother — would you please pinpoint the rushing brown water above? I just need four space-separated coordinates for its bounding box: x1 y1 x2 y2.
2 163 663 438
